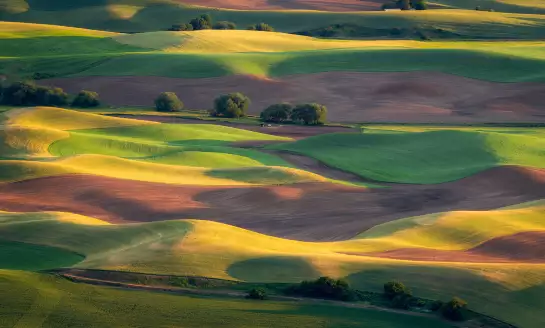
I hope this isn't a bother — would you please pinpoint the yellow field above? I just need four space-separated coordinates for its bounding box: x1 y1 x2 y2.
5 107 156 130
0 21 118 38
112 29 545 54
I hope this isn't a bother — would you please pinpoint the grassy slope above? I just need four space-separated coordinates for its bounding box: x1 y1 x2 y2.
4 24 545 81
0 270 451 328
0 240 83 270
0 107 338 185
1 203 545 327
270 127 545 183
2 0 545 35
433 0 545 14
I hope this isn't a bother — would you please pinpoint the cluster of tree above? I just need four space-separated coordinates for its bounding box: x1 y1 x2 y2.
383 281 468 321
153 91 327 125
260 102 327 125
168 14 237 31
0 81 100 108
285 276 357 301
247 23 275 32
154 91 252 119
382 0 428 10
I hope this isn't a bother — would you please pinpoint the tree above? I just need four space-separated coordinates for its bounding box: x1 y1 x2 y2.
190 14 212 30
260 103 292 123
213 21 236 30
155 92 184 112
1 81 38 106
247 23 274 32
168 23 193 31
412 0 428 10
71 90 100 108
383 281 411 300
396 0 411 10
36 86 69 107
212 92 251 118
291 103 327 125
246 288 267 300
442 297 468 321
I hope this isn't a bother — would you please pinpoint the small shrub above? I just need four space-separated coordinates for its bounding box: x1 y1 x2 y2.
412 0 428 10
169 277 190 287
213 21 236 30
168 23 193 31
212 92 250 118
247 23 274 32
383 281 411 300
71 90 100 108
155 92 184 112
442 297 468 321
260 103 292 123
247 288 267 300
291 103 327 125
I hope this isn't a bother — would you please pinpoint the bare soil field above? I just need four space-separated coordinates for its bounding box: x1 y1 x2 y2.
44 72 545 123
179 0 383 11
362 231 545 263
1 166 544 241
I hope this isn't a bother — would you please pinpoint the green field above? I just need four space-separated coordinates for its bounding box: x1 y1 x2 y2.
2 1 545 327
0 270 453 328
1 205 545 328
270 127 545 183
2 0 545 36
3 24 545 82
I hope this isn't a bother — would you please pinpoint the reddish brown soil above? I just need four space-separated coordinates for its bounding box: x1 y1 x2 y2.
361 232 545 263
43 72 545 123
178 0 383 11
1 166 545 241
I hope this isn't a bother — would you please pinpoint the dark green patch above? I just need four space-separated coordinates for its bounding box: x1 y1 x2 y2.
0 239 84 270
227 256 321 282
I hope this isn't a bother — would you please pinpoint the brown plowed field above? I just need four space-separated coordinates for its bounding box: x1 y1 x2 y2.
1 166 544 241
43 72 545 123
179 0 383 11
361 231 545 263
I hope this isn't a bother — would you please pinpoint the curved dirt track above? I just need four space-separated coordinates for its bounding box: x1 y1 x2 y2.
1 166 545 241
178 0 383 11
43 72 545 123
362 231 545 263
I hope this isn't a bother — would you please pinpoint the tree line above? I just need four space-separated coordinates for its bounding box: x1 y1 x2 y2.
0 81 100 108
382 0 428 10
247 277 469 322
155 91 328 125
168 14 274 32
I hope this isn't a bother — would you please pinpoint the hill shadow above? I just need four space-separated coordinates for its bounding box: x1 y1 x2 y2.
227 256 321 282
